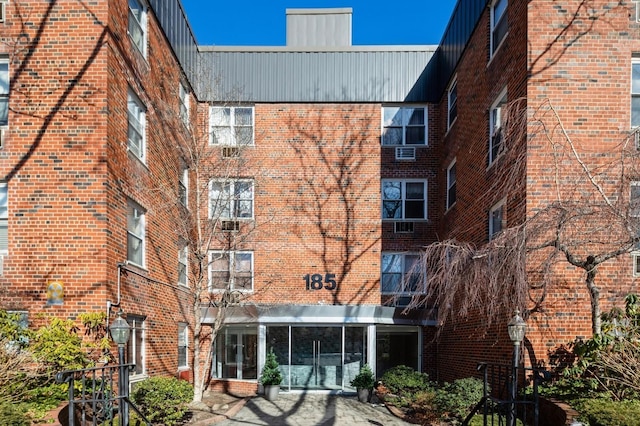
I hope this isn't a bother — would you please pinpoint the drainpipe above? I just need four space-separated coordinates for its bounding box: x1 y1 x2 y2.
106 262 127 322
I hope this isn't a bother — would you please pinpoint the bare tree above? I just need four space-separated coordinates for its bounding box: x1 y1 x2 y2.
400 97 640 338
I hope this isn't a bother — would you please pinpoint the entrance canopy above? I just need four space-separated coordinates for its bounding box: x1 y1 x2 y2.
201 304 437 326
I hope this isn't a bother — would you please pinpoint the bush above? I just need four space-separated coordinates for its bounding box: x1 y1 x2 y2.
260 348 283 386
0 401 30 426
350 364 375 390
576 398 640 426
131 376 193 426
380 365 433 395
434 377 484 420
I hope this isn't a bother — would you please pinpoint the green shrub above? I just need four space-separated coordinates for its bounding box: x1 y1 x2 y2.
0 401 30 426
380 365 433 395
434 377 485 420
576 398 640 426
260 348 283 386
131 376 193 426
350 364 375 390
31 317 90 372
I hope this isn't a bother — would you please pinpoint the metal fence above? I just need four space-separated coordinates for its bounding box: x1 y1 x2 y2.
55 363 150 426
462 363 544 426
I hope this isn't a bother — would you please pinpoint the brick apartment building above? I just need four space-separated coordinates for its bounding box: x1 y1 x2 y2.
1 0 640 394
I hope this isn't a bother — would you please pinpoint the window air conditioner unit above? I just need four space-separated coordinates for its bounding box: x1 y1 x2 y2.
395 146 415 160
222 146 239 158
221 220 239 232
394 221 414 233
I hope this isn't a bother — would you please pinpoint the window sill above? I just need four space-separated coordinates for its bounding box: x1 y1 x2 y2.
487 32 509 68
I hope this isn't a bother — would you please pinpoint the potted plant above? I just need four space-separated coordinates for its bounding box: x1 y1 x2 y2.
260 348 283 400
350 364 375 402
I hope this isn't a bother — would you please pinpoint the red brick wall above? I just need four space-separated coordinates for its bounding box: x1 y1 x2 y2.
0 0 194 378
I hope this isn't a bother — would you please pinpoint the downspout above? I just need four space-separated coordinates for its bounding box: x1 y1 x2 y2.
106 262 127 322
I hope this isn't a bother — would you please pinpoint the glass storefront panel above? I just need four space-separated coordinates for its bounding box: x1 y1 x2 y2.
344 326 367 391
376 326 419 378
214 326 258 380
266 326 290 386
291 326 342 390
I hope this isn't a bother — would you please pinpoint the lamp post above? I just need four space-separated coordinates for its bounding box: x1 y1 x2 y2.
507 309 526 426
110 309 131 426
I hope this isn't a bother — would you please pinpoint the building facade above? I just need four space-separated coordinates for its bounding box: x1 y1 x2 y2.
2 0 640 394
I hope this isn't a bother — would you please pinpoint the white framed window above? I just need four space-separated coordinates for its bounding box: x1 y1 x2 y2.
127 90 146 162
381 253 425 295
489 198 506 240
447 78 458 129
179 166 188 207
0 182 7 255
491 0 508 56
209 179 254 219
0 57 8 128
128 0 147 57
446 160 456 210
178 322 188 369
178 246 188 286
179 82 189 125
208 250 254 292
0 0 8 24
127 200 145 267
489 89 508 165
382 179 427 220
126 315 146 377
209 106 254 146
632 59 640 128
382 106 427 145
631 181 640 217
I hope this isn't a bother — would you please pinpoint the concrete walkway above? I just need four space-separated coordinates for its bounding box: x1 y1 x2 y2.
212 392 410 426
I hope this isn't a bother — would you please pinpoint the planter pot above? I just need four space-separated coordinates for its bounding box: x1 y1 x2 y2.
357 388 370 403
264 384 280 401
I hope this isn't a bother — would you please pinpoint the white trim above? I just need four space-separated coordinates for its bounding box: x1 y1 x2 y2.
127 89 146 163
209 178 254 220
208 250 254 292
446 159 456 211
489 87 508 166
209 106 255 146
490 0 508 58
447 77 458 130
489 198 507 240
128 0 148 57
126 199 146 268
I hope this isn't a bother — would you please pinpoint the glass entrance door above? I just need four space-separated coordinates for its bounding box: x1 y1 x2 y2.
291 326 342 390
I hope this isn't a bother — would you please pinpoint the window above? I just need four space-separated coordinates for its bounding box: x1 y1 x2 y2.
128 0 147 56
448 78 458 129
382 180 427 220
0 58 8 128
127 90 146 162
178 323 188 369
178 246 188 286
382 106 427 145
179 82 189 125
632 59 640 128
446 160 456 210
179 166 188 207
0 182 7 254
210 106 254 146
213 326 258 380
381 253 425 295
490 89 508 165
491 0 508 56
127 200 145 267
209 251 253 292
209 179 254 219
489 199 506 240
127 315 146 376
631 182 640 217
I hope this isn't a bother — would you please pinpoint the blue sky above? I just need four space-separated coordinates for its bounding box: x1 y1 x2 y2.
180 1 458 46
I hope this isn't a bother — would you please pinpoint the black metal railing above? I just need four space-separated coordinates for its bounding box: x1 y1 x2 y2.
462 363 544 426
55 363 150 426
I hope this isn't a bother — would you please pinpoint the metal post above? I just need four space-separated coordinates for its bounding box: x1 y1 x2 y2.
119 345 129 426
509 343 520 426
